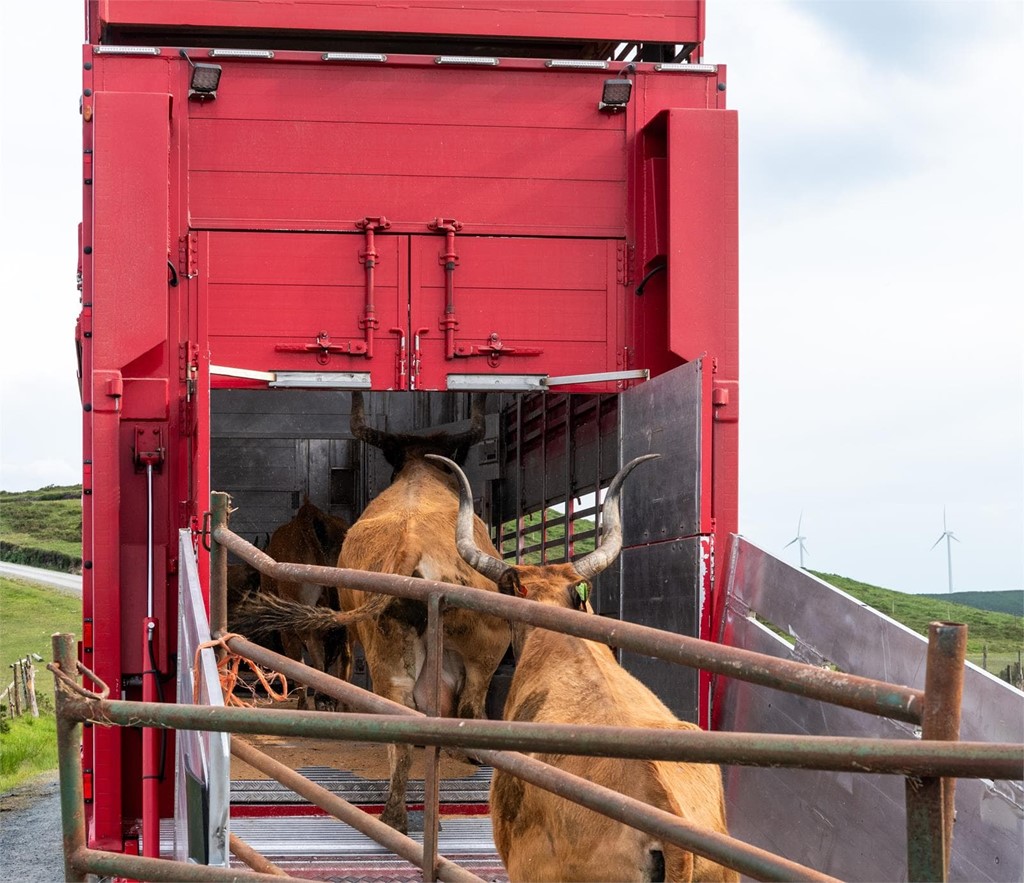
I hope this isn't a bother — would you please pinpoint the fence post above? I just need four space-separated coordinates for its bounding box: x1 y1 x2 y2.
52 632 88 883
11 662 22 717
26 657 39 718
905 622 967 882
210 492 231 641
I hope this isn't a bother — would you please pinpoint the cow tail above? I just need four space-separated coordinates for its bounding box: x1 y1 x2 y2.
233 592 347 639
330 591 393 625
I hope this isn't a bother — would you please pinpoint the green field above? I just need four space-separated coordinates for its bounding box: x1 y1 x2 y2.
812 571 1023 677
0 576 82 791
0 485 83 572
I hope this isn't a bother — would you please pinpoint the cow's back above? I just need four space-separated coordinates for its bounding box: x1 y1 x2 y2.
338 463 498 595
494 630 737 882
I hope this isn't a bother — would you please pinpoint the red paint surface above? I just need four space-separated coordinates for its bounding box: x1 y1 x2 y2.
79 0 737 847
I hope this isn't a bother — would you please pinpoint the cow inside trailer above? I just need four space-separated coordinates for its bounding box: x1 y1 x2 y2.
211 377 715 724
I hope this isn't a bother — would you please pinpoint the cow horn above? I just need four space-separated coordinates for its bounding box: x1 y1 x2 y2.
425 454 512 584
350 391 390 449
572 454 660 580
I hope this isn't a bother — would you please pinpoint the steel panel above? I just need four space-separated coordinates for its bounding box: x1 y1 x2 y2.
92 91 169 369
412 237 625 391
190 67 626 237
211 390 361 534
666 109 739 367
619 361 703 544
619 539 701 721
99 1 702 44
176 532 229 866
716 536 1024 883
205 231 405 388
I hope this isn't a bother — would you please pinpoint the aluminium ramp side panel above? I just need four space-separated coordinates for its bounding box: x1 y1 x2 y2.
716 535 1023 883
617 361 705 717
175 531 230 866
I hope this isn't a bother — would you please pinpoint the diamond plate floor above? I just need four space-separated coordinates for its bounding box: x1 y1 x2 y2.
162 761 503 881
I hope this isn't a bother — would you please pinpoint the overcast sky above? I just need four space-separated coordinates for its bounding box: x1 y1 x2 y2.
1 1 1021 595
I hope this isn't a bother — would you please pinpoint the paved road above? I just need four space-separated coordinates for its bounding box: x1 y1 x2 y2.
0 773 66 883
0 562 82 595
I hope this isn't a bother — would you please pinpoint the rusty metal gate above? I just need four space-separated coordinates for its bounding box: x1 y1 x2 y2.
47 505 1023 882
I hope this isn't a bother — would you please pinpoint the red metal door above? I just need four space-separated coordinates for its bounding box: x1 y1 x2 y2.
410 235 626 391
202 231 625 392
202 230 407 388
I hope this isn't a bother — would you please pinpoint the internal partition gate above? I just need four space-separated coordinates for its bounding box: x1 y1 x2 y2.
47 508 1024 882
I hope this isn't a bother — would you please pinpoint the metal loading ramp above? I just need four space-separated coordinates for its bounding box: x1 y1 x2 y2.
230 744 503 880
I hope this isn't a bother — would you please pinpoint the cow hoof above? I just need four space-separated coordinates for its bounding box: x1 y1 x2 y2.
314 694 338 713
380 806 408 835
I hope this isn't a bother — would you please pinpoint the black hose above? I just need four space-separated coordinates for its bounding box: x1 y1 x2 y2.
635 262 667 296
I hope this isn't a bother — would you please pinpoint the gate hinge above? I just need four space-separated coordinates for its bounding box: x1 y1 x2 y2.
179 341 200 403
617 243 632 286
178 232 198 279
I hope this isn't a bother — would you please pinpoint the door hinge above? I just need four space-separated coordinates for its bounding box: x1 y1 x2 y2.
617 242 632 286
178 232 198 279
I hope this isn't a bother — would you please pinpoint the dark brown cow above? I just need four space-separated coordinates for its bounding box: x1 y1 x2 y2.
261 498 349 710
237 393 510 834
431 454 738 883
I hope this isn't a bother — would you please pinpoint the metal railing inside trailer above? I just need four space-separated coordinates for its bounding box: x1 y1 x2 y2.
47 501 1024 882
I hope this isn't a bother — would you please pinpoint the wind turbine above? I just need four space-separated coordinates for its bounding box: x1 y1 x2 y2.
785 513 809 568
931 507 959 594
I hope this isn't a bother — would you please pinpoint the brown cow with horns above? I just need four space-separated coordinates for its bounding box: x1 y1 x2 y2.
429 452 738 883
238 392 510 834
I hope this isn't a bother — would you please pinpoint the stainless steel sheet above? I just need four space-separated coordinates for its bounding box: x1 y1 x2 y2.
717 535 1024 882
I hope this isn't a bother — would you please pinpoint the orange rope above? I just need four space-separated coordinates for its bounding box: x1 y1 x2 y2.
193 633 291 708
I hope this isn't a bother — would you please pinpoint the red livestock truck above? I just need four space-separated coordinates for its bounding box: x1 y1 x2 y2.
72 1 1022 879
77 0 736 860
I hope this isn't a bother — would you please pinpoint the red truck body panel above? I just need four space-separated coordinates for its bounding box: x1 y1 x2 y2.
78 0 737 851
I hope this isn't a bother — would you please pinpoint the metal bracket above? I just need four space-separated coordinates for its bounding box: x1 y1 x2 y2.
355 217 391 359
453 332 543 368
429 218 463 359
275 331 368 365
389 327 408 390
133 426 166 473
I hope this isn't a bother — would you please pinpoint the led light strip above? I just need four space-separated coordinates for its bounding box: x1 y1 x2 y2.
93 45 160 55
654 63 719 73
323 52 387 62
208 48 275 59
435 55 499 66
545 59 609 70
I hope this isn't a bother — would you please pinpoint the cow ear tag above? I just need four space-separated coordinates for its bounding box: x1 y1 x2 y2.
575 582 589 604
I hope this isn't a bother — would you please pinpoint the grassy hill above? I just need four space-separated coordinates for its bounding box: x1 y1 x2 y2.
812 571 1023 681
0 485 83 573
918 590 1022 617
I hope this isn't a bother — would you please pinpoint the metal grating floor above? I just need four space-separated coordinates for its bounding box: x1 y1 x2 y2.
161 815 506 882
161 764 503 880
233 765 494 806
